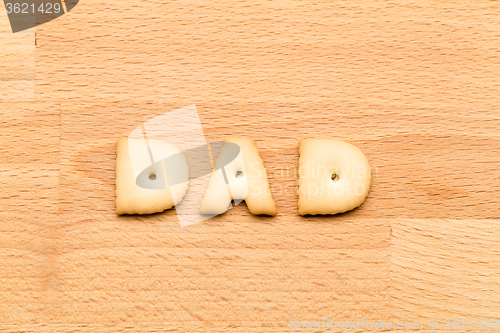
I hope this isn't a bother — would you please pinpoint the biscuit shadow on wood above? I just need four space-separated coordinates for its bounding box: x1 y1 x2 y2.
298 203 370 221
198 201 276 224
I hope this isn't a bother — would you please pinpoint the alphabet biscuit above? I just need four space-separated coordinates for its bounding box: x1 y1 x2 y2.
200 137 277 216
115 138 188 215
298 139 371 215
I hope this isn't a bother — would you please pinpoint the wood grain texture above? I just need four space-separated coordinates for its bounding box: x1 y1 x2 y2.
0 3 34 101
1 0 500 331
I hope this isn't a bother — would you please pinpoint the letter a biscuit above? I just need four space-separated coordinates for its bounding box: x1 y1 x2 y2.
200 137 277 216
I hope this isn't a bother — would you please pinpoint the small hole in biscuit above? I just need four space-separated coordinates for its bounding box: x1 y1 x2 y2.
235 171 243 178
149 173 157 180
331 173 339 181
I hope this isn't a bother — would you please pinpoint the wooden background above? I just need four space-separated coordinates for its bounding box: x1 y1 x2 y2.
1 0 500 331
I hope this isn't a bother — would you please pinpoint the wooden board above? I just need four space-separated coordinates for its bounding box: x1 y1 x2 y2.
1 0 500 331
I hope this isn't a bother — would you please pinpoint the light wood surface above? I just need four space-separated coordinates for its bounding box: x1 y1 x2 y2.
1 0 500 331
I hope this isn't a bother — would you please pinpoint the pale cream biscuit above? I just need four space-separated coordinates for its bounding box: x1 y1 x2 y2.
298 139 371 215
115 138 188 215
200 137 277 216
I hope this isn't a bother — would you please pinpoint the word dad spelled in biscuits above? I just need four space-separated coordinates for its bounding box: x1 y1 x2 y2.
115 137 371 217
